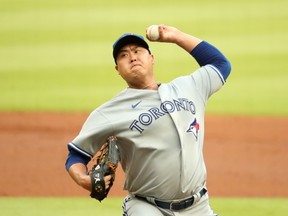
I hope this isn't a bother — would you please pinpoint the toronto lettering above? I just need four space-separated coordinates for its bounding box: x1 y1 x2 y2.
129 98 196 133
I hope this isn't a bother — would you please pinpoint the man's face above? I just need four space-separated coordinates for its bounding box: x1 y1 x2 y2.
115 44 154 87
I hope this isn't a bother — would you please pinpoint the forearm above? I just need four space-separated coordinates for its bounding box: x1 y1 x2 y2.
172 28 231 80
175 32 203 53
155 25 230 73
156 24 229 69
156 25 202 53
68 163 91 191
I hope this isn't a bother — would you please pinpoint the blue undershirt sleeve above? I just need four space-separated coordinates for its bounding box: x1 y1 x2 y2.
65 146 91 171
190 41 231 81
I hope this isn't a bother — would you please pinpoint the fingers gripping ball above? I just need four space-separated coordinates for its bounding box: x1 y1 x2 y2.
147 25 160 41
89 136 120 202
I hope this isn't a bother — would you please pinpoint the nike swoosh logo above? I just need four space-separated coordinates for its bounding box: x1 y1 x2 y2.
131 100 142 109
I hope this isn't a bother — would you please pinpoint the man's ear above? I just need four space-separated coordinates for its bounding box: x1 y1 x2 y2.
115 65 122 75
150 54 155 65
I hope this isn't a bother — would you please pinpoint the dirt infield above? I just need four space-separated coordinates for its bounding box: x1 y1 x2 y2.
0 112 287 197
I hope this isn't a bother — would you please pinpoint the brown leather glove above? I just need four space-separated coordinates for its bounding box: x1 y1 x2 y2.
89 136 120 202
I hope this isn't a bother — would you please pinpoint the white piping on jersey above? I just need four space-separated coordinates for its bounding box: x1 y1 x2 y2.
68 142 93 158
206 64 225 84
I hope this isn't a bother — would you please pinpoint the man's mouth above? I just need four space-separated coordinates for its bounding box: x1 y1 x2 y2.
131 64 141 69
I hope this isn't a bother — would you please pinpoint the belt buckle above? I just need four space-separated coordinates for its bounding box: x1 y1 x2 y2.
169 200 180 210
170 198 193 211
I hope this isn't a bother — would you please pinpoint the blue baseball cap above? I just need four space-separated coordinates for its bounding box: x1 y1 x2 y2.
113 33 150 63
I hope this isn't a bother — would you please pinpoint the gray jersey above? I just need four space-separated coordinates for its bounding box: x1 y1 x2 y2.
69 65 224 200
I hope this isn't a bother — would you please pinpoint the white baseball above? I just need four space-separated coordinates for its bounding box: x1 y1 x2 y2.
147 25 160 41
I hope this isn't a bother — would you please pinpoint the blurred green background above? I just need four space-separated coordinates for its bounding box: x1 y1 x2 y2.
1 0 287 115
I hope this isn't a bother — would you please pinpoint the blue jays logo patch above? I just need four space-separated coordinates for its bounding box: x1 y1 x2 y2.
186 118 200 140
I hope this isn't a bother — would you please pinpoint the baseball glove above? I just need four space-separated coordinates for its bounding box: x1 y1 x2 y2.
89 136 120 202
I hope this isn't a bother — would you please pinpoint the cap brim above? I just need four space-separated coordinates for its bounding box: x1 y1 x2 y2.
113 34 150 61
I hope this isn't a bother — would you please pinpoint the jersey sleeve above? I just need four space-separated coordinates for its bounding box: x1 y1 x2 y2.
65 146 91 171
191 65 225 102
68 109 114 158
168 65 225 106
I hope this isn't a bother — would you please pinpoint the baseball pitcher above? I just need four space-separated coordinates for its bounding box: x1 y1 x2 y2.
65 24 231 215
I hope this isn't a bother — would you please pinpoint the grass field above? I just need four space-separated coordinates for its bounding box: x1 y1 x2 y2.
1 197 287 216
0 0 288 115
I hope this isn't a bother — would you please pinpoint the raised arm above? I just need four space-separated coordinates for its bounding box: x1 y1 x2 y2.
148 25 203 52
147 24 231 81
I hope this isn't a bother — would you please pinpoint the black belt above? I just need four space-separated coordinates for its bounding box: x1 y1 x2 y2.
135 188 207 211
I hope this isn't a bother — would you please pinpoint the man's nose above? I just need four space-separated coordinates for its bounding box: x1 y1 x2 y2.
130 53 137 62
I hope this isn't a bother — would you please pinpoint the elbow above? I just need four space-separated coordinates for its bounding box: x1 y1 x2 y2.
223 59 232 79
215 58 231 81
